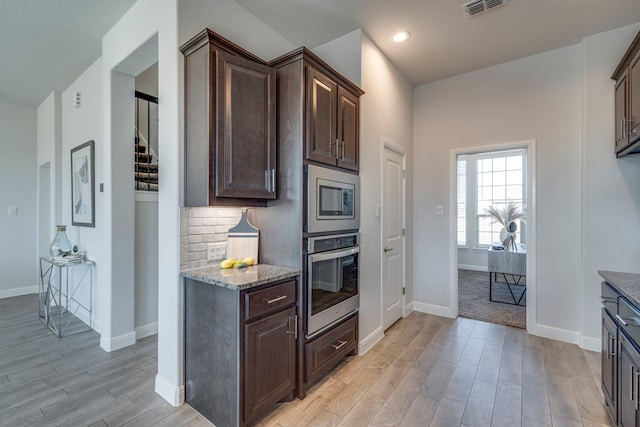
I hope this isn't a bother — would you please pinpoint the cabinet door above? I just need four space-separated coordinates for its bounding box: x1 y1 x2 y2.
629 49 640 144
336 87 359 172
216 49 276 199
615 69 629 153
306 66 337 166
619 334 640 427
244 307 296 423
602 311 617 423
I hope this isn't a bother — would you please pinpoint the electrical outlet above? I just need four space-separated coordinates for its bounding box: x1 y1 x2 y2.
207 242 226 261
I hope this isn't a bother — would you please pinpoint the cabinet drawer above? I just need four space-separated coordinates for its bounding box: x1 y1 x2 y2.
618 296 640 346
245 280 296 321
305 315 357 383
601 282 619 316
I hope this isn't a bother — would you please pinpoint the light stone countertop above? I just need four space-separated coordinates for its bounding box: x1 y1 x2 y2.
181 264 300 291
599 270 640 308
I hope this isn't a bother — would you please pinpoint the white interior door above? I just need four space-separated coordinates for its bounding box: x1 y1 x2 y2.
382 145 405 330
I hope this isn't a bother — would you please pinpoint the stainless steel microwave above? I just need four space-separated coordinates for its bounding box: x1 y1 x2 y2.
306 164 359 234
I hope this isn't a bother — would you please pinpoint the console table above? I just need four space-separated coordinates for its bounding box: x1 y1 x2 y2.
488 244 526 305
39 257 95 337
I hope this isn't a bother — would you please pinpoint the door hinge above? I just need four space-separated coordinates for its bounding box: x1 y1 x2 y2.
402 228 405 236
402 287 406 295
402 169 406 179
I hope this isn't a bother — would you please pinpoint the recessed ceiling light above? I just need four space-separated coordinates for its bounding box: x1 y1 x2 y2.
392 31 410 43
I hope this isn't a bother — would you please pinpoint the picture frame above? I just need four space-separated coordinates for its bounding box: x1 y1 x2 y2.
71 140 95 227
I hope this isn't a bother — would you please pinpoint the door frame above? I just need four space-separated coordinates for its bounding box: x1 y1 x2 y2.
381 139 407 328
449 139 536 332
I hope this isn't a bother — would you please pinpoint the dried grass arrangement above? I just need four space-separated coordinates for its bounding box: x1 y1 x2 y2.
485 201 525 251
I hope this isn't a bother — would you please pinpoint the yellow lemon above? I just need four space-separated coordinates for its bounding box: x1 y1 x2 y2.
220 259 234 269
243 257 255 266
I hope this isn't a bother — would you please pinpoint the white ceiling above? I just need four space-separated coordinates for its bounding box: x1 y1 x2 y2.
0 0 136 107
236 0 640 85
2 0 640 108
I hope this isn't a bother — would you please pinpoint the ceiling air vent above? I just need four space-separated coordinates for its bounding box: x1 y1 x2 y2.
462 0 507 17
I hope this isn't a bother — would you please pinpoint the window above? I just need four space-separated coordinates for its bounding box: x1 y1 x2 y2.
456 158 467 246
457 149 526 249
476 151 525 246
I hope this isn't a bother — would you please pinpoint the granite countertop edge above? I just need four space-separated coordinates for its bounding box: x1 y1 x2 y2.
599 270 640 308
181 264 300 291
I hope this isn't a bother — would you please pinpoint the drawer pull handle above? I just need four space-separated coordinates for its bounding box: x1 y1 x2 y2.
610 335 617 358
600 295 616 304
616 314 640 327
266 295 287 304
287 315 298 340
331 340 347 350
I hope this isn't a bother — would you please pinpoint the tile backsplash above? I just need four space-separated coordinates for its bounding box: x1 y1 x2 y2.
180 207 242 270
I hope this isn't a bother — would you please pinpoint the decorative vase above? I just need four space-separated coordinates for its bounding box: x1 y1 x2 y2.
49 225 72 257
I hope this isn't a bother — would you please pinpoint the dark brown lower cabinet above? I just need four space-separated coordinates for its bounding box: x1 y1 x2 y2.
184 277 297 427
619 332 640 427
244 306 296 422
602 309 617 424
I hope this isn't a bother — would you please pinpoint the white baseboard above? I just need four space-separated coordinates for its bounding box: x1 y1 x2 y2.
0 285 38 299
530 324 580 346
100 331 136 352
359 326 384 355
135 322 158 340
155 374 184 406
580 335 601 352
413 301 456 319
404 301 414 316
458 264 488 272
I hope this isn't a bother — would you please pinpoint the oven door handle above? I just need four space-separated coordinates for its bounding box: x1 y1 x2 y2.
308 246 359 263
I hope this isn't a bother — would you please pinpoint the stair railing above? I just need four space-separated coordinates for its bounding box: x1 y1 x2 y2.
135 90 159 191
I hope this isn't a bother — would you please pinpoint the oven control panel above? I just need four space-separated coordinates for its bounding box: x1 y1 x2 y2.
307 233 359 254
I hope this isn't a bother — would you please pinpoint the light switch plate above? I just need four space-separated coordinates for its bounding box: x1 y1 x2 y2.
7 206 17 216
207 242 226 261
436 205 444 216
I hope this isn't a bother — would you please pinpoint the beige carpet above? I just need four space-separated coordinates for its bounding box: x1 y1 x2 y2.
458 269 526 329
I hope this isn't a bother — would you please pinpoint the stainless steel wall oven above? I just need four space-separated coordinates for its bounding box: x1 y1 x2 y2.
305 233 359 337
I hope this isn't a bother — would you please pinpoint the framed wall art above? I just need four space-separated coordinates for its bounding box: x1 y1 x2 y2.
71 140 95 227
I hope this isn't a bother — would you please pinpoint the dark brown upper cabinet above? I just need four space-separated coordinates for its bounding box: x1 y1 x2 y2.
612 31 640 158
272 48 363 172
181 29 276 206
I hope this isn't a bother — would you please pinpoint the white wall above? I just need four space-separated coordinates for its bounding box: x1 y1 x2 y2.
312 29 362 87
61 58 105 329
101 0 181 405
359 33 414 351
135 195 159 336
582 23 640 345
0 100 37 298
177 0 295 58
37 91 62 246
414 44 584 337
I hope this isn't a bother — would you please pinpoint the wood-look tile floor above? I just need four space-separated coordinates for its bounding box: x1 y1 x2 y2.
0 294 212 427
254 312 612 427
1 294 611 427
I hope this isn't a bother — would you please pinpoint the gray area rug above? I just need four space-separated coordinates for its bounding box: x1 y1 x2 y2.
458 269 526 329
